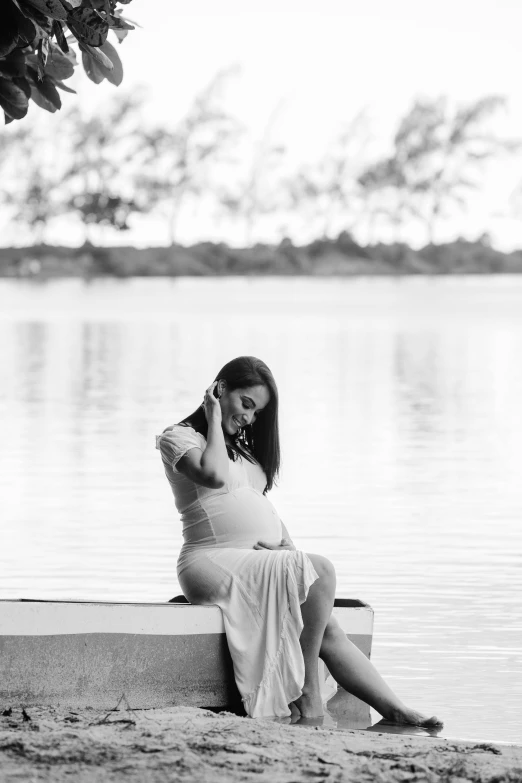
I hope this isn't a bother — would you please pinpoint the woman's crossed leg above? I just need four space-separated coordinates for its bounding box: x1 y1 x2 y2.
296 553 442 727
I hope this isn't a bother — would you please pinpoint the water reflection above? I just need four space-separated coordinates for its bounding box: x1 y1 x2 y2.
0 277 521 743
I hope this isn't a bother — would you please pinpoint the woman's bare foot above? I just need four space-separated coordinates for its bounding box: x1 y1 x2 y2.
369 719 443 737
293 689 324 719
384 706 443 728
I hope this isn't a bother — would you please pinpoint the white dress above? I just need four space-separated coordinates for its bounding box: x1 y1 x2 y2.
156 424 331 718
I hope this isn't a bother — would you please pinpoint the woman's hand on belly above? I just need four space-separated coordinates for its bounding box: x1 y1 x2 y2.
253 538 296 551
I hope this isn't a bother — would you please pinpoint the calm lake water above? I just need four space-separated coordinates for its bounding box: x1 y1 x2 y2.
0 276 521 743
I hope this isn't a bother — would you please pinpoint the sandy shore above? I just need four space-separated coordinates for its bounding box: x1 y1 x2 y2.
1 704 520 782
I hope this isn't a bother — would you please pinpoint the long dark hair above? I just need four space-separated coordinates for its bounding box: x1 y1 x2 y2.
178 356 280 493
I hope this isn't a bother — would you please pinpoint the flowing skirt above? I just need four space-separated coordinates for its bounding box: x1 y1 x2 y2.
178 547 334 718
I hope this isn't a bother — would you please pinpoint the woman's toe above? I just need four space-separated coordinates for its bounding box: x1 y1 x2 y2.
422 715 443 728
393 708 443 728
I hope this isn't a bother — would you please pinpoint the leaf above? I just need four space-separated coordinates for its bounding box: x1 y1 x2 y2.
54 79 76 93
0 0 37 57
38 36 50 72
81 50 104 83
108 14 134 30
5 112 14 125
52 19 69 52
30 82 57 112
0 50 27 78
0 75 30 119
13 76 31 98
88 0 112 9
17 0 50 28
0 35 19 60
44 58 74 81
17 13 39 44
79 41 113 69
44 42 75 79
24 53 41 69
59 45 77 65
0 1 22 37
27 17 52 48
96 38 122 84
109 8 136 42
21 0 67 20
67 7 108 46
28 67 62 111
111 27 129 43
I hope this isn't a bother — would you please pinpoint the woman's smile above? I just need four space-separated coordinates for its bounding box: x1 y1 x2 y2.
218 384 270 437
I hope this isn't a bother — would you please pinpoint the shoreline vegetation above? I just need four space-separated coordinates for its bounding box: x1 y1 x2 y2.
2 234 522 279
0 705 521 782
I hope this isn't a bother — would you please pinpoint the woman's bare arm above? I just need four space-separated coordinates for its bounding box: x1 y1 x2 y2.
177 382 229 489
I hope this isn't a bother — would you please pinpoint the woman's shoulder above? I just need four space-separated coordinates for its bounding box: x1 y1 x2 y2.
156 424 205 450
156 424 207 473
164 422 205 434
163 423 199 433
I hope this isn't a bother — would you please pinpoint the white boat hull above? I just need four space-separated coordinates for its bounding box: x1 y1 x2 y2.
0 598 373 718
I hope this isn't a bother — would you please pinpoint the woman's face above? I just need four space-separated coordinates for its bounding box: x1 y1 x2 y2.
217 382 270 437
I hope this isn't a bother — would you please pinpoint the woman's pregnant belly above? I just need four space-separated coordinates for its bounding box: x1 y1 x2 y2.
186 487 282 550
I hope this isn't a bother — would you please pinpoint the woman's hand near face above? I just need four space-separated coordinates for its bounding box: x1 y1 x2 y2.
203 381 222 424
254 538 296 551
198 380 229 485
176 381 228 489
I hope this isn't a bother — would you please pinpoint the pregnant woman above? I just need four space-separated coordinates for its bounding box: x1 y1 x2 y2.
157 356 441 725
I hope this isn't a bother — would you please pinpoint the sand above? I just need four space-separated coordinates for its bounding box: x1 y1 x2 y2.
1 704 521 783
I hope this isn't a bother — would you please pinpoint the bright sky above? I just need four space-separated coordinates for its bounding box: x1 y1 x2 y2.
4 0 522 249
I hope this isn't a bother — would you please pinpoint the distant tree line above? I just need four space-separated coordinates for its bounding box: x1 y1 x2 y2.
3 232 521 278
0 67 518 249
